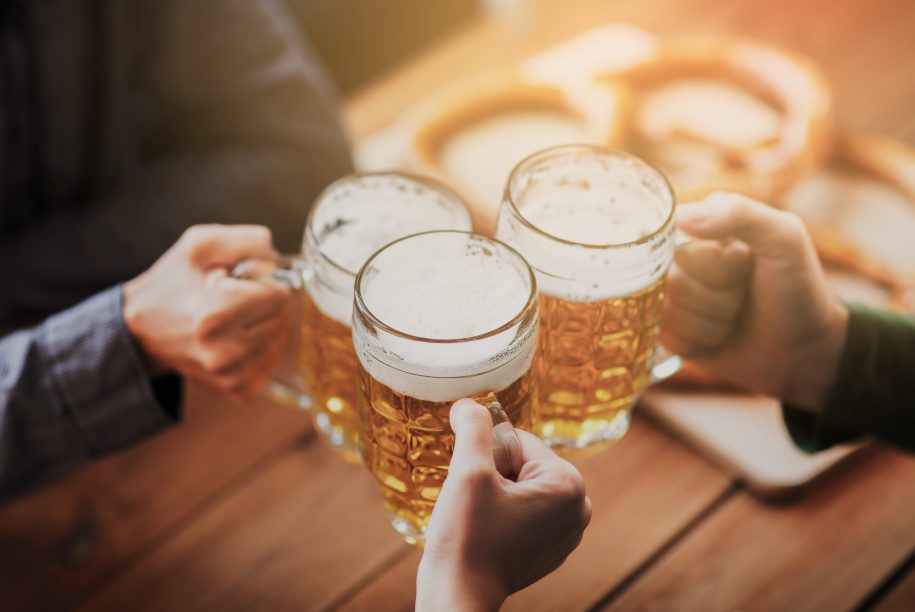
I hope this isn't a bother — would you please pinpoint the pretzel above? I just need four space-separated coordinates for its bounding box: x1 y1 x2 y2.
782 132 915 310
404 72 628 234
604 37 834 203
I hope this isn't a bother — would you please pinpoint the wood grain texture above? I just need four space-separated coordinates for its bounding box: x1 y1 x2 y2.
604 449 915 611
0 385 308 611
335 419 733 612
76 435 409 612
4 0 915 610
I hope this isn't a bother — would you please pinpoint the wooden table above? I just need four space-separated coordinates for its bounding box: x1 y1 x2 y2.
3 0 915 610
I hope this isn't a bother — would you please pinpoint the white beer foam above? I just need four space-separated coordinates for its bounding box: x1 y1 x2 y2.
354 233 537 402
302 175 473 326
496 151 675 301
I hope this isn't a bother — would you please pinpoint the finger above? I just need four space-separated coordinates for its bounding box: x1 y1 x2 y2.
674 239 752 288
184 225 275 268
660 301 735 357
515 429 562 463
209 338 279 399
239 297 292 336
449 399 496 476
677 192 806 255
200 276 290 336
197 314 285 378
487 400 524 479
666 264 746 322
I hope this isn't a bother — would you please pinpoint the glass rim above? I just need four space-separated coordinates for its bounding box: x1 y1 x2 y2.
353 230 539 345
504 144 677 250
304 171 473 277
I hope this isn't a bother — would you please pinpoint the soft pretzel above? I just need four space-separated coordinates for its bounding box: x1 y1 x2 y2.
404 72 627 234
604 37 834 203
782 132 915 304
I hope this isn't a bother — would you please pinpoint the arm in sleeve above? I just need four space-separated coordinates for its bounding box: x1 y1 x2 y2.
0 286 181 503
783 303 915 453
1 0 353 319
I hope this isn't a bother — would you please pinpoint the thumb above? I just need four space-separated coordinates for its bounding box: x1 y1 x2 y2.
677 192 801 253
186 225 276 268
449 399 496 476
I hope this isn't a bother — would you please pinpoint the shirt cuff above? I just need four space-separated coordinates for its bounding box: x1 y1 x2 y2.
781 303 896 452
36 285 182 455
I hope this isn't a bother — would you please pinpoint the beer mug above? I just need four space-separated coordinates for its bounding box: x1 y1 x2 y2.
495 144 680 455
353 231 539 544
235 173 473 462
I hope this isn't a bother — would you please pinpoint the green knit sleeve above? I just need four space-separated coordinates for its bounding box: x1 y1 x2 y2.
782 303 915 453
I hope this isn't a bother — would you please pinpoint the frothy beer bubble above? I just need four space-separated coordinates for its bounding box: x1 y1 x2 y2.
304 175 473 326
499 150 675 301
355 233 537 402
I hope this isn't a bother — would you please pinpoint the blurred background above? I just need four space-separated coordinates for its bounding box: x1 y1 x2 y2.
3 1 915 611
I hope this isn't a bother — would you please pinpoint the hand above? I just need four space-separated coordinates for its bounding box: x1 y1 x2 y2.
123 225 291 399
662 192 849 411
417 400 591 611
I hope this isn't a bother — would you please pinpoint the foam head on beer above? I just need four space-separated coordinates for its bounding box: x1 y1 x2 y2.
354 231 538 403
494 145 676 454
304 174 473 326
497 148 675 301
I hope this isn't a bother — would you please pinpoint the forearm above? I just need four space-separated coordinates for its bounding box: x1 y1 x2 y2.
416 559 507 612
783 303 915 452
0 287 181 503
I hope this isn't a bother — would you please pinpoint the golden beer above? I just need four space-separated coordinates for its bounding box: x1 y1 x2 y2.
296 173 473 461
536 278 665 449
353 231 539 544
496 145 678 454
298 290 361 458
358 366 533 539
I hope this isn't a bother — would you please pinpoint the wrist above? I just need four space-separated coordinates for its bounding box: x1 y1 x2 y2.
782 302 849 412
416 557 507 612
122 277 169 376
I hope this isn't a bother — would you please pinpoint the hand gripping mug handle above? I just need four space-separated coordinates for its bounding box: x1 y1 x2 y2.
650 231 692 385
477 392 524 480
230 255 314 410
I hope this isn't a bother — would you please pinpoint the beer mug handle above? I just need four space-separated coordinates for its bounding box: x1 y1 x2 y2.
230 255 314 410
478 393 524 479
650 230 693 384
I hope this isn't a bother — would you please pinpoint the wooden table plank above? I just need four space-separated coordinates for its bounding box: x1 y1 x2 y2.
335 418 733 612
75 433 410 612
0 385 309 612
603 448 915 611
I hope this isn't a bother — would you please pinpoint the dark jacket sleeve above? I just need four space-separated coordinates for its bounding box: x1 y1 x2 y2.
0 286 180 503
1 0 353 319
783 303 915 453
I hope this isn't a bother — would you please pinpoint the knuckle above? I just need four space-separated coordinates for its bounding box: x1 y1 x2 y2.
777 209 805 232
181 224 214 246
200 348 238 375
554 470 587 506
251 225 273 247
451 466 495 491
195 310 227 340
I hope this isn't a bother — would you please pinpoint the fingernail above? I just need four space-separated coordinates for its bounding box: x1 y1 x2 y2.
452 398 483 412
677 205 708 227
450 398 484 430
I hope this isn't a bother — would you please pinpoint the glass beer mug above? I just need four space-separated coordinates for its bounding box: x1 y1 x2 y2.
236 173 473 462
352 231 539 544
495 144 681 455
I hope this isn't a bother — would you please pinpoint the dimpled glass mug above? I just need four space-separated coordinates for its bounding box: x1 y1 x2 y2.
352 231 538 544
235 173 473 462
496 144 682 456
